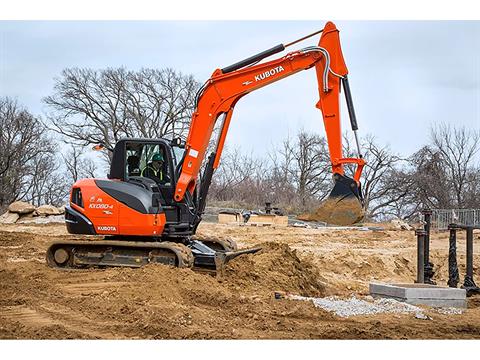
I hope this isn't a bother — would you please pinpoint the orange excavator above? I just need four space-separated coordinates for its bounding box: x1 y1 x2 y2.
46 21 366 272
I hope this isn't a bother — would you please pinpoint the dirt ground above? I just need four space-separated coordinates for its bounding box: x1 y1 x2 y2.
1 221 480 339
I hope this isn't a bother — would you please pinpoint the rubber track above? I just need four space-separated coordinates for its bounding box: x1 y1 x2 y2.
46 239 194 269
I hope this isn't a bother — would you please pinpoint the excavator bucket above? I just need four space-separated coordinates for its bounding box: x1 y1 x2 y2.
308 173 364 226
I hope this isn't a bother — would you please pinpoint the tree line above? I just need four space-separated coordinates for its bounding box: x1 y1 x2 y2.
209 125 480 220
1 67 479 220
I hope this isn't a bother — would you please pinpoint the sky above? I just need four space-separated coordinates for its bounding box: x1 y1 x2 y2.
0 20 479 159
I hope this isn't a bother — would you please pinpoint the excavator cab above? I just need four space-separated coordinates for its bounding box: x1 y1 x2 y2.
107 138 193 216
125 141 174 196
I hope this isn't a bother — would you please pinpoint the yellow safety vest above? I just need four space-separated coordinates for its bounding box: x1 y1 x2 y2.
141 165 163 180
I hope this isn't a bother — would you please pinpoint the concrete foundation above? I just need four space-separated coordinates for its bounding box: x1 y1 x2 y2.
369 282 467 308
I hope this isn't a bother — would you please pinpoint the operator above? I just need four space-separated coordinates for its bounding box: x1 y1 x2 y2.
141 153 169 184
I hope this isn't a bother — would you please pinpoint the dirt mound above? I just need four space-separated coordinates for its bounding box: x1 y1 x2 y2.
298 196 364 225
224 242 327 297
2 225 480 339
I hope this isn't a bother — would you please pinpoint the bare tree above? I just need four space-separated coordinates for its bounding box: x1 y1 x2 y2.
462 169 480 208
430 123 480 208
360 136 406 218
209 148 266 206
44 68 200 161
406 146 452 208
0 97 62 209
63 145 98 183
24 152 69 207
393 124 480 212
342 134 409 220
273 131 332 209
267 136 297 208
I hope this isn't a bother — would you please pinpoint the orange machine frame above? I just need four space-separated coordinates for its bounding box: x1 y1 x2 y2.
174 21 365 202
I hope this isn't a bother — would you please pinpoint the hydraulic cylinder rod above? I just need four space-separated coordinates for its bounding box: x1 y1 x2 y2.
342 76 362 158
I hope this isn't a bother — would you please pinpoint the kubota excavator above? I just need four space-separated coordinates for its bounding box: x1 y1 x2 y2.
46 21 366 273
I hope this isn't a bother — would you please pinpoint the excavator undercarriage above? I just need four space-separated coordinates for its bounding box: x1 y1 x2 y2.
46 236 260 274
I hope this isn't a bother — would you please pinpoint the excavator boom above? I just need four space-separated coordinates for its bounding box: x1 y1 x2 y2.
175 21 365 225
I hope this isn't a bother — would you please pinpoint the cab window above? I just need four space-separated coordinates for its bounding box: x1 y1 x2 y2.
125 142 171 186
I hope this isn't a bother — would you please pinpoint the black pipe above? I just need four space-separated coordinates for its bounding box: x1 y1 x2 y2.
422 209 435 284
466 227 474 280
416 229 425 283
423 210 431 264
221 44 285 74
447 225 460 288
341 76 358 131
461 226 480 295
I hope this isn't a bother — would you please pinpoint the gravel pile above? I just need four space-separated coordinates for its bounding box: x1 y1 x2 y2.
290 295 424 318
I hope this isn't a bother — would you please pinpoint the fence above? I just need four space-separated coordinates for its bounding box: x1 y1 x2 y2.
430 209 480 230
416 210 480 296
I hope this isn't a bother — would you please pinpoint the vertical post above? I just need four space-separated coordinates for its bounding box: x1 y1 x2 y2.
415 229 425 284
447 224 459 288
422 209 435 284
265 202 272 215
466 227 474 280
423 209 431 264
462 226 480 296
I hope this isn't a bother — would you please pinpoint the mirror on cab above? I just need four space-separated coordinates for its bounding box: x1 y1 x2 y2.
92 144 105 151
170 137 185 148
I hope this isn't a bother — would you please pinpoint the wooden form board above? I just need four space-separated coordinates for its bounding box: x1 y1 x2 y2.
218 213 243 224
218 212 288 227
247 214 288 227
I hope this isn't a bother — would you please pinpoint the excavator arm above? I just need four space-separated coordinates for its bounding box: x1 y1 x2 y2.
175 21 366 225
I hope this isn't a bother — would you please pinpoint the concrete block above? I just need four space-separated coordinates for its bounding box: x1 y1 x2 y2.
370 282 467 308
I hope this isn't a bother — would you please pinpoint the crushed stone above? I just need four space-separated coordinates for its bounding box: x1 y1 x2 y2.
289 295 425 318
